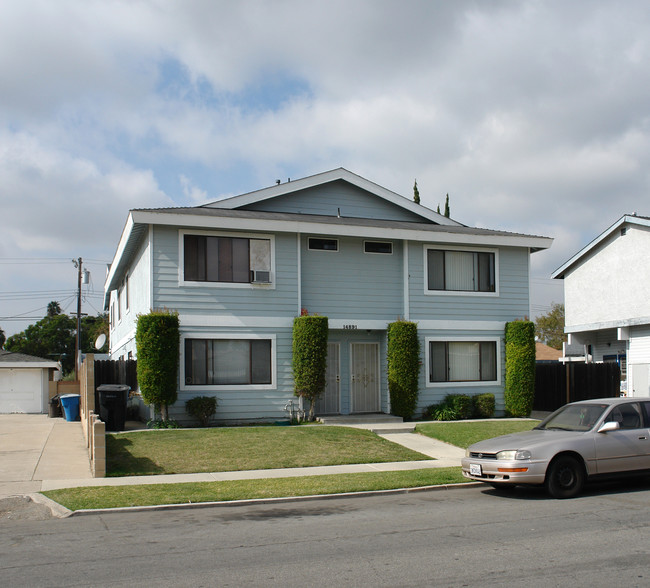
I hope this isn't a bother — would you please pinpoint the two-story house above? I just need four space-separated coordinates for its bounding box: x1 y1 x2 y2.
104 168 551 423
552 214 650 396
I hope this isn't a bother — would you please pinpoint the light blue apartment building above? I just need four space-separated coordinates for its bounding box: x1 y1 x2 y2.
104 168 551 422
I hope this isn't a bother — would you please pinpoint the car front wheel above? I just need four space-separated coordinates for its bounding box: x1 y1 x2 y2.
545 456 585 499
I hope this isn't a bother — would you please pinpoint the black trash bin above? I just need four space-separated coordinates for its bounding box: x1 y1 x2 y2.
48 395 61 418
97 384 130 431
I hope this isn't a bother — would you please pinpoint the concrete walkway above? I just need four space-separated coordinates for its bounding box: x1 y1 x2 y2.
0 414 92 498
0 414 465 497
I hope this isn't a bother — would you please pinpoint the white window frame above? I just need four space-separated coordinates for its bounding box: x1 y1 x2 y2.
425 336 501 388
179 229 275 289
307 237 339 252
363 240 393 255
180 332 277 391
423 245 499 297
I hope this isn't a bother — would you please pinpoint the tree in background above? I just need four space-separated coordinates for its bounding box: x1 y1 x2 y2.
535 303 565 350
0 327 5 349
413 180 420 204
4 302 109 374
444 193 450 217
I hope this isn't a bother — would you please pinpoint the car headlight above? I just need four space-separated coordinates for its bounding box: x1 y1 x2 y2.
496 450 532 460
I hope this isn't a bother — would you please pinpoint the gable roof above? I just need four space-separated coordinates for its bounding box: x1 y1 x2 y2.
204 168 462 226
0 349 61 369
552 214 650 279
104 168 553 302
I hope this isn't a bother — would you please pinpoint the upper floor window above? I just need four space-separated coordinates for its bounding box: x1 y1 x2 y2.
308 237 338 251
183 234 271 284
364 241 393 254
426 248 496 293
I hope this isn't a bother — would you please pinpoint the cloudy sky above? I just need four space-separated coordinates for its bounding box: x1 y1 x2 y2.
2 0 649 337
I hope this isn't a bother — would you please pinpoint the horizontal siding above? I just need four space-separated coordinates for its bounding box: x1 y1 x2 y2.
629 326 650 363
409 244 530 322
169 326 295 424
301 236 403 319
152 226 299 317
242 180 426 222
417 328 506 415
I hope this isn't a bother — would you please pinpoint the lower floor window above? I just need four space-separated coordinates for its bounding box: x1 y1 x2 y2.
185 338 272 385
429 340 497 383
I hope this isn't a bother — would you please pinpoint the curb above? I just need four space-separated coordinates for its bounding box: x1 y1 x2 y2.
28 492 73 519
62 482 482 517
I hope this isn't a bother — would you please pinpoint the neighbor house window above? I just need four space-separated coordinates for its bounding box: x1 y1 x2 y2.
429 340 497 383
184 338 272 385
427 248 495 292
364 241 393 254
308 237 338 251
183 234 271 283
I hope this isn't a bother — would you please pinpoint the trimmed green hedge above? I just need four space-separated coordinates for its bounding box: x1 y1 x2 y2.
292 315 328 420
185 395 218 427
135 310 180 421
504 320 536 417
387 320 420 419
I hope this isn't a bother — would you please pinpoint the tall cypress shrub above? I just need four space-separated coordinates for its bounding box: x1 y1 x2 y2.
136 310 180 421
387 320 420 419
504 320 536 417
292 315 328 421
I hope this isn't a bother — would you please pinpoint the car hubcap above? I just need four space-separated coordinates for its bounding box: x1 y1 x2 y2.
558 467 575 488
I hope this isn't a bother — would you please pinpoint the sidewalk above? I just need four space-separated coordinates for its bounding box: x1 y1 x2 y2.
1 414 465 496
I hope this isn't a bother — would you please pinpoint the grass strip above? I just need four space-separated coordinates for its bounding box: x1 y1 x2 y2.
42 468 465 511
416 420 539 449
107 426 430 476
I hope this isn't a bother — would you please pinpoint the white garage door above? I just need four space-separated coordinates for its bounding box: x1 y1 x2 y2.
0 369 44 413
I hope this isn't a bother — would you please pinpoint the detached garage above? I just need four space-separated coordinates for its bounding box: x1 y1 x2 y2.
0 350 61 414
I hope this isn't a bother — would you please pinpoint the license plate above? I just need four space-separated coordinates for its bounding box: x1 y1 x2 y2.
469 463 482 476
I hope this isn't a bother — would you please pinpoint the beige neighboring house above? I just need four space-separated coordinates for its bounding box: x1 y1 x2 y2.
0 350 61 413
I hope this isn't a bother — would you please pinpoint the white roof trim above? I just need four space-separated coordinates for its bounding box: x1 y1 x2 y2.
1 362 60 369
104 212 135 293
552 214 650 279
204 168 462 227
127 210 552 250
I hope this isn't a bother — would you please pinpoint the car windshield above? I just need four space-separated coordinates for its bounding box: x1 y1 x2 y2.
535 403 608 432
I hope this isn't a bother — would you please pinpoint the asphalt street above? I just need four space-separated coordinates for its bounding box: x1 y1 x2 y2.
1 480 649 587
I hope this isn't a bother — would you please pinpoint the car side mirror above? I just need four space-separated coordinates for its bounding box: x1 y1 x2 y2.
598 421 620 434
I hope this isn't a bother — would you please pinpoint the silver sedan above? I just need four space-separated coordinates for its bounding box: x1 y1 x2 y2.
461 397 650 498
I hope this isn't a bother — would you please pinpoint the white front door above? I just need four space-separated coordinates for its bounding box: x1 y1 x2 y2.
350 342 380 413
315 342 340 415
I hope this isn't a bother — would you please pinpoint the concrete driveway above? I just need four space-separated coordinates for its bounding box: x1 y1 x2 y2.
0 414 92 498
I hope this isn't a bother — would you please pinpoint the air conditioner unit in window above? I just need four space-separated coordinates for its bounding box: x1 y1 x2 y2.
251 270 271 283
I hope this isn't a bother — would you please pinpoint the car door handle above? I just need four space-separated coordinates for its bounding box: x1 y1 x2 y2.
638 436 647 440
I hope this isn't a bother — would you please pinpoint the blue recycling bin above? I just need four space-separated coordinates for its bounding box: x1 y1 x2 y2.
60 394 80 422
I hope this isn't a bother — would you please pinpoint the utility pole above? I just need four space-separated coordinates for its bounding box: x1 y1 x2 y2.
73 257 83 381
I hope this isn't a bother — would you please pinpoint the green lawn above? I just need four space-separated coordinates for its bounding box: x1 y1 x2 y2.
416 420 539 449
43 468 466 511
43 420 539 511
107 426 430 476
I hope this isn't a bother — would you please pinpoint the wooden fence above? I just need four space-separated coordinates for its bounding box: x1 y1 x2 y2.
533 362 620 412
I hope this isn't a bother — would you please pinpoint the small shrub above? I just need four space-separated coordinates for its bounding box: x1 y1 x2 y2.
504 320 536 417
425 394 472 421
185 395 218 427
472 393 495 418
147 419 180 429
